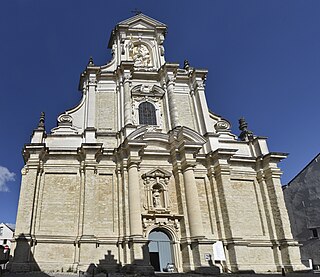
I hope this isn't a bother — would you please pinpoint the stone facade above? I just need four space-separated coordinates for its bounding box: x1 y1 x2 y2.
283 153 320 269
12 14 305 274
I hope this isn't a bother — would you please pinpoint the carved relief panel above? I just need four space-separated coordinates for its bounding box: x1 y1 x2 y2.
128 42 153 67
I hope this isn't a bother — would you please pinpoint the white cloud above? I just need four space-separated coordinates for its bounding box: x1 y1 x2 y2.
0 166 15 192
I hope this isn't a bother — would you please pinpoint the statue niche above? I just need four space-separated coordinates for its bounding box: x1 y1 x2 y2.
142 168 171 213
129 42 152 67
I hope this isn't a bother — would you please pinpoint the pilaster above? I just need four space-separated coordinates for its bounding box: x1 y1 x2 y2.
119 62 134 126
190 69 211 135
12 144 47 272
260 153 305 271
78 143 103 237
85 72 97 128
162 63 180 128
15 144 47 237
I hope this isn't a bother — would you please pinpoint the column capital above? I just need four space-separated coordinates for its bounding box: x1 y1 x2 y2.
207 148 237 163
78 143 103 163
23 143 48 165
190 69 208 90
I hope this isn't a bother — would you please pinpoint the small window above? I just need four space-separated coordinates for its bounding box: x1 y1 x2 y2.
0 227 3 236
3 239 7 244
311 228 318 238
139 102 156 125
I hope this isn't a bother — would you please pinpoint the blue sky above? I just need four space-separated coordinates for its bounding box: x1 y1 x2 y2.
1 0 320 225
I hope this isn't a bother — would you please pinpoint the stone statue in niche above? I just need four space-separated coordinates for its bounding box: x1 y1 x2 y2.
153 189 162 208
129 43 151 67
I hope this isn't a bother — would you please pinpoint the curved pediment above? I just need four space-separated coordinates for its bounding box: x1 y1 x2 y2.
172 126 207 145
126 126 169 143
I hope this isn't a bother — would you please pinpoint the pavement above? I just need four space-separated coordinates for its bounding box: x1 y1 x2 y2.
1 271 318 277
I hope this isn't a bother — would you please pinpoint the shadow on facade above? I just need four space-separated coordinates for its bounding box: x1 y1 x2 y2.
7 234 49 276
85 245 154 276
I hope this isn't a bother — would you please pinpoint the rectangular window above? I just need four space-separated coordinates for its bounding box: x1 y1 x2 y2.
3 239 7 244
0 227 3 236
311 228 318 238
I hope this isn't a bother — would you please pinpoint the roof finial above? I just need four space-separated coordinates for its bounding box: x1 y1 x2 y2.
184 60 190 71
131 8 142 15
238 117 254 141
37 112 45 131
88 56 94 66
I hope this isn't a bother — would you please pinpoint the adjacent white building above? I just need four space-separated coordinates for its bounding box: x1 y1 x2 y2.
0 223 14 249
12 14 305 274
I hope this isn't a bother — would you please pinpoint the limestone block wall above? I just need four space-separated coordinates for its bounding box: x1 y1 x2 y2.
196 177 215 238
175 93 195 130
94 174 117 236
33 243 76 271
96 91 117 132
37 173 79 236
227 179 265 237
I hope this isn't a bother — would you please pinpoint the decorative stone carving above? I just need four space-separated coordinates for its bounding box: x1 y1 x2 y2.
51 113 79 135
129 43 152 67
153 189 162 208
142 168 172 213
132 96 162 128
239 117 254 141
142 216 181 237
214 119 231 132
58 114 73 126
141 84 151 93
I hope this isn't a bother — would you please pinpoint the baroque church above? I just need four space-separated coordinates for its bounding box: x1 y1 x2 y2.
12 14 305 274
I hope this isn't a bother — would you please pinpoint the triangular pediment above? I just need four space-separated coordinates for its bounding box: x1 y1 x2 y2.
131 21 153 30
118 13 166 29
142 168 172 179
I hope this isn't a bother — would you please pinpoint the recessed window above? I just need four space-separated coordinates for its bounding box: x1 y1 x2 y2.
0 227 3 236
139 102 156 125
311 228 318 238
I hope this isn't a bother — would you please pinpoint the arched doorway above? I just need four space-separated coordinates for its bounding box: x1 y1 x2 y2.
148 229 173 272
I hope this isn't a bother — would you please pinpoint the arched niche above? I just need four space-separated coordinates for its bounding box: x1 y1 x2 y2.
142 168 172 213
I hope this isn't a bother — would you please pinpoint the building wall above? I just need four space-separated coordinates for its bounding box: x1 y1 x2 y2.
284 154 320 267
0 223 14 248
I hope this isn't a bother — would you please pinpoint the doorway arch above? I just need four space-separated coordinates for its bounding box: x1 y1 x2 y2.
148 229 173 272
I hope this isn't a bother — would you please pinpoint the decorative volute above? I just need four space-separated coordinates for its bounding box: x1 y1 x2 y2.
107 13 167 69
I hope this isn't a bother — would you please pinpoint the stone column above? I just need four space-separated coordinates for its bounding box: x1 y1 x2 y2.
182 165 204 238
176 131 204 238
127 160 143 237
123 142 154 275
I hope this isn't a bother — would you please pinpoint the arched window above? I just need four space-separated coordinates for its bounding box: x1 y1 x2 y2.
139 102 157 125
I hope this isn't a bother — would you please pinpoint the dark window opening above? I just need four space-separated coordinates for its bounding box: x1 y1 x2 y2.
311 228 318 238
139 102 156 125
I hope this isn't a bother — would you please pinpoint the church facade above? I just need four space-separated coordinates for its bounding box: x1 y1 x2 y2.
12 14 304 274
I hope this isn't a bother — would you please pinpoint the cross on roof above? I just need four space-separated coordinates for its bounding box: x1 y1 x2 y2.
131 9 142 15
